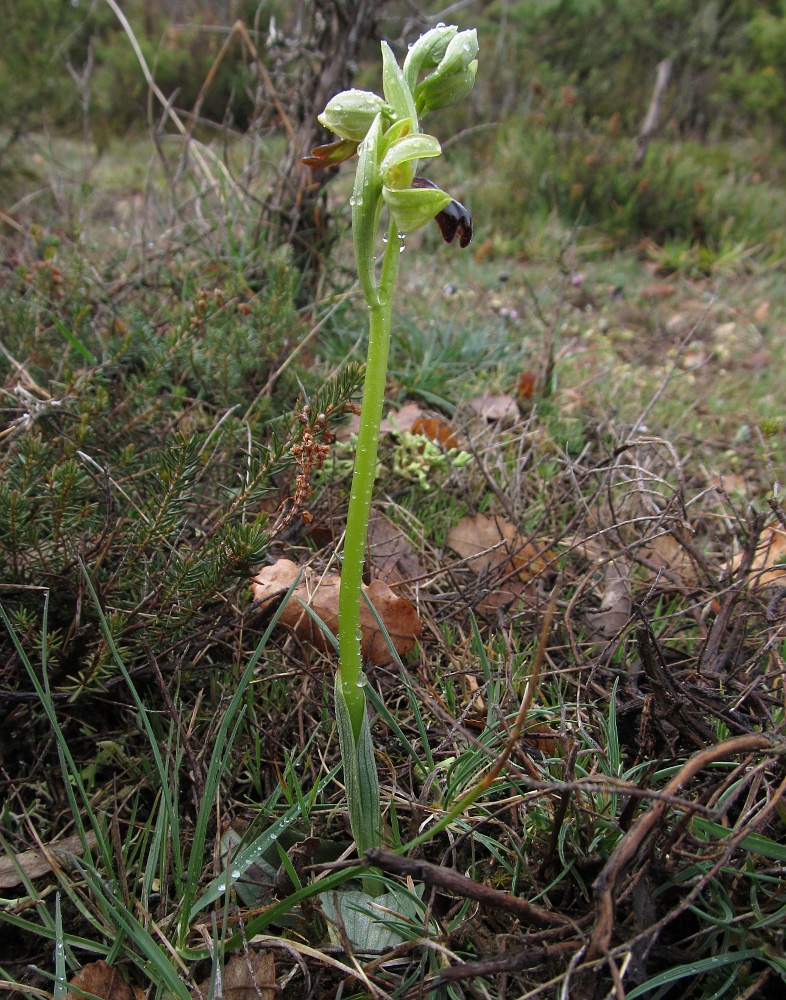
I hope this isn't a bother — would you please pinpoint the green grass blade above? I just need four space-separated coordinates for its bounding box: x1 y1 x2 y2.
625 949 761 998
53 894 68 999
188 763 340 921
0 596 115 882
691 818 786 862
68 857 192 1000
177 576 300 946
334 671 381 857
366 674 428 771
77 569 185 890
48 311 97 364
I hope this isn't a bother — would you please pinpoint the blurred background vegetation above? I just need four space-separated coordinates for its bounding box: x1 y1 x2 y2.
4 0 786 256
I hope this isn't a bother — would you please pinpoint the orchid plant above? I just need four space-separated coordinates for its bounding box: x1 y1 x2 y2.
303 25 478 856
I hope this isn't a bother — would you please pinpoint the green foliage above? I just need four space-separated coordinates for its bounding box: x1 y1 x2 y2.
0 238 361 692
90 10 257 130
0 0 105 136
470 0 756 131
471 108 786 252
727 5 786 134
0 0 265 145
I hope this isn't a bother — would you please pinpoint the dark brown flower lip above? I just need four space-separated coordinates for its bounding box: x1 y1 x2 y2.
412 176 472 248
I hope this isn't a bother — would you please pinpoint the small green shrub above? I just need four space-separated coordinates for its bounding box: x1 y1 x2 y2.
475 112 786 254
0 238 361 692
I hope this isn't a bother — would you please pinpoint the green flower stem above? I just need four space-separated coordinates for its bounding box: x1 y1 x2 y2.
338 217 401 741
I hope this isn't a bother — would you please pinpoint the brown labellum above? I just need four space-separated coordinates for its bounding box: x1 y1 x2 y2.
412 176 472 247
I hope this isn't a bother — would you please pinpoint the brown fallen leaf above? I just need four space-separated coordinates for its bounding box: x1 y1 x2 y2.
476 577 543 615
67 960 143 1000
731 522 786 590
640 282 677 299
517 370 537 399
447 514 550 581
387 401 431 434
0 832 98 889
709 472 751 496
410 415 459 449
586 561 632 641
197 950 275 1000
640 533 699 587
367 511 426 583
337 400 428 442
681 348 709 370
466 392 521 425
252 559 422 664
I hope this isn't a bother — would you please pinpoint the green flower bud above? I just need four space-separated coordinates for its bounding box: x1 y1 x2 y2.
382 184 451 235
414 29 478 112
402 24 458 89
436 29 479 77
318 89 389 142
415 61 477 114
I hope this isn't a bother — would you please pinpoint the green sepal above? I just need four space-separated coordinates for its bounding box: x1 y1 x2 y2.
382 184 451 234
352 113 384 304
431 29 479 80
380 117 413 151
413 29 478 112
381 41 418 128
334 672 381 856
318 89 390 141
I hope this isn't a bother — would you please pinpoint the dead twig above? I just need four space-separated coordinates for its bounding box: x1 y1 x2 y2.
365 847 572 928
585 733 773 963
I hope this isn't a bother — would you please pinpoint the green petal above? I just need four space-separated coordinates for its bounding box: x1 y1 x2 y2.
353 114 384 303
380 134 442 183
415 61 477 114
413 29 479 112
382 184 452 234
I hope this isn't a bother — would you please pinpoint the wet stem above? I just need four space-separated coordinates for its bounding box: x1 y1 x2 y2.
337 216 401 741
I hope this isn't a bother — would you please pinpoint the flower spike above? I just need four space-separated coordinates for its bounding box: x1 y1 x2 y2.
298 29 478 864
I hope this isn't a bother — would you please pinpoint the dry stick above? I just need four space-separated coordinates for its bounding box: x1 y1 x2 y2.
144 645 205 811
365 847 571 927
700 508 765 674
103 0 214 187
767 495 786 534
242 284 359 422
541 739 578 871
234 21 297 143
603 765 786 979
436 940 577 984
585 733 773 961
183 21 244 139
628 307 714 442
634 58 673 169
